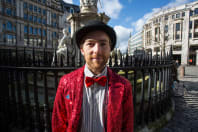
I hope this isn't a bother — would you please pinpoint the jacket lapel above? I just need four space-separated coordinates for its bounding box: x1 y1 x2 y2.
107 68 124 131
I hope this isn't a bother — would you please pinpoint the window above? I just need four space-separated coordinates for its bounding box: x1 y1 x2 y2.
43 0 46 4
165 15 168 20
172 14 175 19
24 26 28 34
194 20 198 38
29 4 33 11
189 21 192 29
34 6 37 12
190 10 193 16
6 8 12 16
13 26 16 32
182 12 185 17
43 29 46 36
38 8 41 13
33 16 37 23
24 13 28 20
70 8 74 14
38 17 42 23
6 0 11 4
29 27 33 34
164 25 168 33
176 13 180 18
29 15 33 21
38 28 41 36
176 34 180 40
53 32 56 38
195 8 198 15
6 21 12 31
189 33 192 38
24 2 27 9
43 9 46 15
33 28 37 35
42 19 46 25
176 23 180 31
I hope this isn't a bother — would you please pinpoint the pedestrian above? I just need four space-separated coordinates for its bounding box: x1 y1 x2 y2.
52 20 134 132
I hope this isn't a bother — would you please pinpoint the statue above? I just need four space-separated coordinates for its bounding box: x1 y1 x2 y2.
51 28 75 66
80 0 99 13
80 0 98 7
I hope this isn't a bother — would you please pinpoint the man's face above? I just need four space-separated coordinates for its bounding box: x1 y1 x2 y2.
80 30 111 74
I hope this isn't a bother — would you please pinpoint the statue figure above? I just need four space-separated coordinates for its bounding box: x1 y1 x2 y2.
51 28 75 66
80 0 98 7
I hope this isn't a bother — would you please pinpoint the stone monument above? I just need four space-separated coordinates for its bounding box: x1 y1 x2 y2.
67 0 110 65
51 28 75 66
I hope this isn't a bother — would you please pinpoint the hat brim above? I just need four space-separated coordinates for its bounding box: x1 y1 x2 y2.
74 22 116 51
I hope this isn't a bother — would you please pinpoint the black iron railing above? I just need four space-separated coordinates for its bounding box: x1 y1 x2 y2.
0 47 174 132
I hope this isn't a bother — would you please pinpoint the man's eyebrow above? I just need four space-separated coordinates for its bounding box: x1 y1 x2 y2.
84 39 109 42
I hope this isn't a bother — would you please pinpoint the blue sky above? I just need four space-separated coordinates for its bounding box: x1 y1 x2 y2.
63 0 196 52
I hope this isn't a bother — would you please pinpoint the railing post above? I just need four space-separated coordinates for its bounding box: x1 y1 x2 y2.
43 71 50 132
139 69 145 126
33 71 41 132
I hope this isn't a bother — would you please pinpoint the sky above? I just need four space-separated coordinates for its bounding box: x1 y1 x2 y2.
63 0 197 52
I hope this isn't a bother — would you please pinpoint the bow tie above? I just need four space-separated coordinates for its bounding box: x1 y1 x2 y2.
85 76 107 87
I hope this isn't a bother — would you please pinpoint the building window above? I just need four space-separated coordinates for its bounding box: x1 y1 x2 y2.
38 17 42 24
189 33 192 38
190 10 193 16
182 12 185 17
195 8 198 15
42 0 46 4
29 15 33 21
43 9 46 15
155 27 160 42
29 4 33 11
24 26 28 34
164 25 168 33
70 8 74 14
43 29 46 36
6 8 12 16
24 13 28 20
176 23 180 31
172 14 175 19
6 21 12 31
38 28 42 36
38 7 41 13
165 15 168 20
34 6 37 12
24 2 27 9
6 0 11 4
34 28 37 35
33 16 37 23
42 19 46 25
194 20 198 38
175 34 180 40
29 27 33 34
189 21 192 29
176 13 180 18
53 32 56 38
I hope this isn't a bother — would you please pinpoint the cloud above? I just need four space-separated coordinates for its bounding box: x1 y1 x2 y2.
131 0 192 33
99 0 123 19
114 25 133 52
63 0 73 4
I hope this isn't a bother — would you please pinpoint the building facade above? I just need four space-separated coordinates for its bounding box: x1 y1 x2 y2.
128 31 143 56
0 0 79 50
143 1 198 65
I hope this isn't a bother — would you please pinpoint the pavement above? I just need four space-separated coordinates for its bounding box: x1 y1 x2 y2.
160 71 198 132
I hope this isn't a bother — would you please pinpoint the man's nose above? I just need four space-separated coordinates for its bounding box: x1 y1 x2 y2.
93 43 101 53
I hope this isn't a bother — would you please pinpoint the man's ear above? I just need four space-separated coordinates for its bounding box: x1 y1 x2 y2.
80 48 84 56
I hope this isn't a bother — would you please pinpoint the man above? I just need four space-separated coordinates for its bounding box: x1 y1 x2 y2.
52 20 134 132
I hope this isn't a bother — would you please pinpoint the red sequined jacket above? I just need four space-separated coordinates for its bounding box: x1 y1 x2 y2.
52 66 134 132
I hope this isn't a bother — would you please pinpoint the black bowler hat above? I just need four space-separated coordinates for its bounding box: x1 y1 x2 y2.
74 20 117 51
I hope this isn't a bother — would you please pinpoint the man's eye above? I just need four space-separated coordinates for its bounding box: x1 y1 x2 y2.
87 42 94 46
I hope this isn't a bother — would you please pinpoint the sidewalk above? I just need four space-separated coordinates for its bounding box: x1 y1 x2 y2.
160 75 198 132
